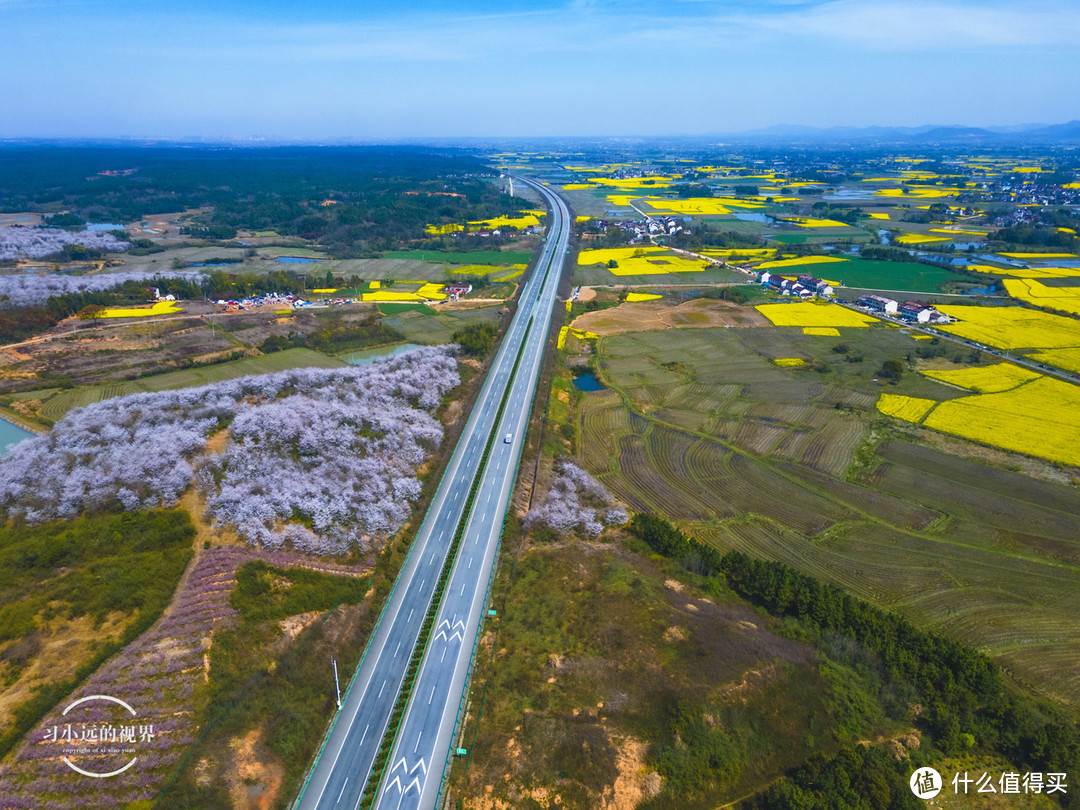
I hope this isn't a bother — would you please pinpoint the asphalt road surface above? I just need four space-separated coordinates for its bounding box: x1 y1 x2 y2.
296 178 570 810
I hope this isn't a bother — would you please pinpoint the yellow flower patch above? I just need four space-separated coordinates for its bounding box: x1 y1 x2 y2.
1024 348 1080 374
998 252 1078 259
417 283 447 300
1003 279 1080 317
876 394 937 423
920 363 1040 393
922 378 1080 467
625 292 662 302
773 358 807 367
803 327 841 336
894 234 953 245
774 216 851 228
468 214 541 230
577 247 707 276
867 212 891 220
936 306 1080 350
98 300 183 318
640 198 731 216
755 302 878 328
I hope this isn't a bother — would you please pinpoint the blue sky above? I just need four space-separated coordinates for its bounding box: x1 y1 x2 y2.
2 0 1078 138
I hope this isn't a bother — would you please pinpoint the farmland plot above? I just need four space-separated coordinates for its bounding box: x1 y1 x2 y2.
571 324 1080 706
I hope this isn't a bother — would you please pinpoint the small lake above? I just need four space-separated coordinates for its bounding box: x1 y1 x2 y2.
732 212 772 224
275 256 322 264
85 223 126 231
572 373 605 392
0 416 34 457
339 343 424 365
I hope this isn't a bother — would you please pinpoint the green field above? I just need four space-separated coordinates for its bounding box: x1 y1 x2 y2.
379 305 503 345
824 258 961 291
382 249 533 265
11 348 346 422
574 326 1080 709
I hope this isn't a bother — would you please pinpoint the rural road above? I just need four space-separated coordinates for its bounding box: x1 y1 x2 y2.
295 178 570 810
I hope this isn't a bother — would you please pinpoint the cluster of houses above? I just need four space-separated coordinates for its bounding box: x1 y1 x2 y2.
856 294 949 324
590 216 686 243
757 270 834 299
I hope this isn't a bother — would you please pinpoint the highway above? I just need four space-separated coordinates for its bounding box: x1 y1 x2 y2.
295 178 570 810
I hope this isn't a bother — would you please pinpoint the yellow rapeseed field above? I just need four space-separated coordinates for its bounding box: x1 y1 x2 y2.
641 198 732 216
311 288 338 293
773 358 806 367
867 212 891 220
591 176 676 189
562 184 598 190
557 326 599 349
1024 348 1080 374
468 214 541 230
361 290 425 302
894 233 953 245
98 300 183 318
756 256 847 270
998 252 1078 259
937 305 1080 350
701 248 777 259
966 264 1080 279
774 216 851 228
923 378 1080 467
803 327 841 336
920 363 1040 393
1003 279 1080 316
577 247 706 276
417 283 446 300
424 223 463 235
755 302 878 328
625 292 662 302
876 394 936 423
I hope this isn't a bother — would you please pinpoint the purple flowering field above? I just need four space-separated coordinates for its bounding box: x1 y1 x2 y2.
525 458 627 537
0 345 460 554
0 545 366 807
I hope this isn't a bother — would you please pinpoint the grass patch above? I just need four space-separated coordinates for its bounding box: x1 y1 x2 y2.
0 510 194 760
382 249 533 265
231 561 370 623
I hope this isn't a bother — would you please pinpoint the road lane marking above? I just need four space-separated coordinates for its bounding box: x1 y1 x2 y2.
428 685 435 705
394 641 401 657
337 777 349 804
378 679 386 699
407 608 413 623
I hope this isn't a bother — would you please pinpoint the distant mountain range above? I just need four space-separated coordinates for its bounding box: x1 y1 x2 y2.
728 120 1080 144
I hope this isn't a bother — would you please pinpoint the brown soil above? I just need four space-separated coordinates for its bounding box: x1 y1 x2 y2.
571 298 769 336
0 611 129 735
225 724 284 810
576 287 597 302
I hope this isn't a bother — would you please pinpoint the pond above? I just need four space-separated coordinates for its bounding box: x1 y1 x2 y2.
572 373 605 392
731 212 773 224
0 416 34 457
274 256 322 264
339 343 425 365
85 223 126 232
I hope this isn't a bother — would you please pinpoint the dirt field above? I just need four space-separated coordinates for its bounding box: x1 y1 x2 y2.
570 298 769 336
